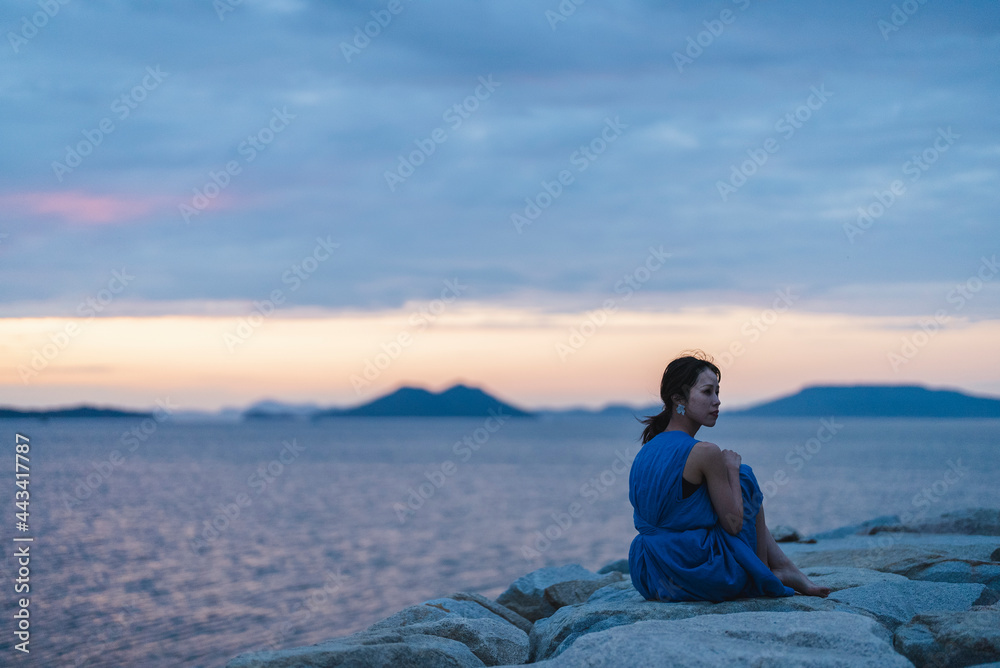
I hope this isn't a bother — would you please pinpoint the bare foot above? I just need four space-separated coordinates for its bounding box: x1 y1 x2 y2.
772 566 831 597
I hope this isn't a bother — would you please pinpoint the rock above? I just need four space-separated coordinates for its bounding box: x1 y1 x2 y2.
366 593 531 637
802 566 910 592
770 525 800 542
585 579 639 604
902 508 1000 537
366 602 452 631
523 611 911 667
809 514 902 540
225 632 485 668
225 508 1000 668
227 615 527 668
812 508 1000 539
414 617 528 666
783 533 1000 577
908 560 1000 592
894 609 1000 667
597 558 629 575
529 581 860 661
544 571 624 610
495 564 609 622
829 580 992 630
448 592 533 634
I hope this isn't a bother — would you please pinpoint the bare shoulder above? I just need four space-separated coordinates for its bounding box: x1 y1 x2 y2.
690 440 722 458
687 441 725 472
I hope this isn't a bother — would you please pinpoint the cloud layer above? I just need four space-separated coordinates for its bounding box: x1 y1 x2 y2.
2 0 998 321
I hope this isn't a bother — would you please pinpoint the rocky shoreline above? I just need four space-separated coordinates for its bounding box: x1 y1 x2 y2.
226 508 1000 667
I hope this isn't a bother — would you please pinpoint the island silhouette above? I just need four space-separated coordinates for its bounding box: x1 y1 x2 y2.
2 384 999 420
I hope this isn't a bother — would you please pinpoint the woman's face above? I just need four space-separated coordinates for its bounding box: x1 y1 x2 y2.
682 367 721 427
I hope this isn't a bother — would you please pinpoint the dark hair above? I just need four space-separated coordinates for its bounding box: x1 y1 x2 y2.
640 350 721 444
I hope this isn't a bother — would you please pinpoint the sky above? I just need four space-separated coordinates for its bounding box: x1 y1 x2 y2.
1 0 998 411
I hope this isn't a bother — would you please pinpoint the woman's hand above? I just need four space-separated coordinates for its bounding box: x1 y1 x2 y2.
721 449 741 471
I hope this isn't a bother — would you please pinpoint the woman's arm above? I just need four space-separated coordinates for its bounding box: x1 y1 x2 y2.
687 442 743 535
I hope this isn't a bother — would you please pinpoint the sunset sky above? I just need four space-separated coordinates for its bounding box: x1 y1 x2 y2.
2 0 998 411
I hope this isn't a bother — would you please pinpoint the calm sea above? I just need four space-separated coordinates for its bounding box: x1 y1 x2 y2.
0 415 997 667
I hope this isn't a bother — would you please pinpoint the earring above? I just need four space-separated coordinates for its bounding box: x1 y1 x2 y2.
676 405 685 416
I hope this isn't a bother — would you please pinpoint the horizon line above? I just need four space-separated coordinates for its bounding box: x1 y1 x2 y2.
3 380 1000 415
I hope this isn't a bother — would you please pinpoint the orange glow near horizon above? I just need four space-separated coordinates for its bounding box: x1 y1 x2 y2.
1 304 999 411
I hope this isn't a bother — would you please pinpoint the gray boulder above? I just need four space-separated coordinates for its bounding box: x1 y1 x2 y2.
544 571 625 610
907 560 1000 592
369 593 529 635
495 564 616 622
809 507 1000 540
784 533 999 577
413 617 528 666
530 581 859 661
225 631 485 668
523 611 911 667
809 514 903 539
585 579 642 604
894 609 1000 667
770 525 800 542
874 508 1000 537
227 601 530 668
829 580 995 630
448 592 533 634
802 566 910 592
596 558 629 575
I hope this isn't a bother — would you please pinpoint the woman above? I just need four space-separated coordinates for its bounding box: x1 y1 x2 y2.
628 352 830 601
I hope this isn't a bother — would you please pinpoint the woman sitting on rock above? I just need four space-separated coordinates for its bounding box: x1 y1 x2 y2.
628 351 831 601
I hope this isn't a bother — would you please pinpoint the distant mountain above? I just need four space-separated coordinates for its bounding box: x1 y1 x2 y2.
243 400 323 420
312 384 533 418
726 385 1000 418
540 403 660 418
0 405 154 419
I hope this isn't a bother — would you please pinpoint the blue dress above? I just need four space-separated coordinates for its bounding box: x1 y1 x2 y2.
628 430 794 601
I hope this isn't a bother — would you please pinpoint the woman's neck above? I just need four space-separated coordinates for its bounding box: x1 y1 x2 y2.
665 416 699 438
